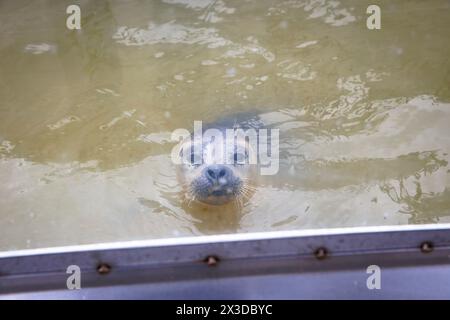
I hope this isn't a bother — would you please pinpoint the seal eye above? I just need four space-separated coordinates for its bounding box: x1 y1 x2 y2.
233 152 247 164
189 152 202 166
180 147 202 166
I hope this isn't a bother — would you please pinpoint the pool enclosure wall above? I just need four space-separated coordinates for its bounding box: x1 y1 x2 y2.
1 224 450 299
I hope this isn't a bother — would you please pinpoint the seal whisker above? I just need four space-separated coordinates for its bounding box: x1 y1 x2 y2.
241 185 257 194
236 187 252 201
234 196 244 211
233 198 241 211
239 191 253 201
187 194 197 208
243 185 257 192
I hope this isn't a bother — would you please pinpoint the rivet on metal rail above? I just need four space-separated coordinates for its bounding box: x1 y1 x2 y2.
97 263 111 275
420 242 434 254
204 255 220 266
314 247 328 260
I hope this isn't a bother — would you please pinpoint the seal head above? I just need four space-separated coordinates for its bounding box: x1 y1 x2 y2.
176 128 257 206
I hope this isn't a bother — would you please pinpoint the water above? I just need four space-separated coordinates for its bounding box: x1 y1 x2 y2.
0 0 449 251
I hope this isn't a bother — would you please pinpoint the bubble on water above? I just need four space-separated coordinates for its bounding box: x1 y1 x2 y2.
222 43 275 62
266 7 283 16
24 43 57 55
225 67 237 77
240 63 255 69
47 116 80 130
136 120 146 127
0 140 15 153
113 22 231 48
101 88 120 96
154 51 165 58
246 36 259 44
199 11 223 23
99 109 136 130
201 60 218 66
296 40 318 49
277 60 317 81
174 74 184 81
162 0 235 23
123 110 135 117
366 69 389 82
279 21 288 29
394 47 403 55
114 21 275 62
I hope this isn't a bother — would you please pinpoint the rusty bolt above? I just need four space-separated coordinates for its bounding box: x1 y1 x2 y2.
420 242 434 253
204 255 220 267
97 263 111 275
314 247 328 260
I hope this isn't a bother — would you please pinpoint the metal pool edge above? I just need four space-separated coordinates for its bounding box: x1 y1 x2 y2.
1 224 450 298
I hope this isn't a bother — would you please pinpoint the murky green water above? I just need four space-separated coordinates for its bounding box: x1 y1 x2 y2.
1 0 450 250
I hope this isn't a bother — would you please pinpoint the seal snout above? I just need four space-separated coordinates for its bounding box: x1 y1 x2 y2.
203 164 236 197
191 164 241 205
204 164 232 185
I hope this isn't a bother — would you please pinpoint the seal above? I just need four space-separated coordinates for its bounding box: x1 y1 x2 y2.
175 113 262 207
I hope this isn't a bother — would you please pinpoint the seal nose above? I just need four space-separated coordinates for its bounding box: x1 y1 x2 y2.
204 164 231 184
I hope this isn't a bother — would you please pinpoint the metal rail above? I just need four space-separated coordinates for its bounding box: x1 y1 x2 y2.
1 224 450 299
